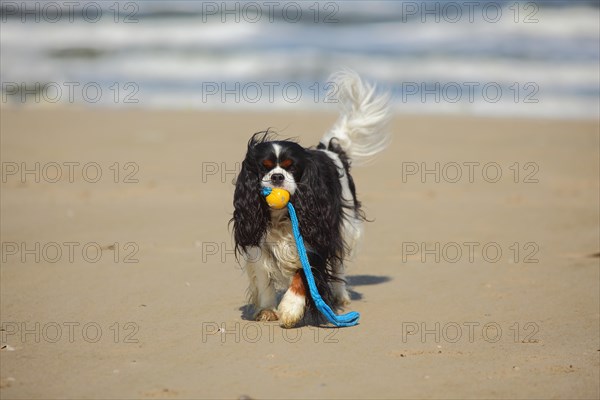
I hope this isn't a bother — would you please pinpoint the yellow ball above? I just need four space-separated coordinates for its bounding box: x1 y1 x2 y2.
265 188 290 209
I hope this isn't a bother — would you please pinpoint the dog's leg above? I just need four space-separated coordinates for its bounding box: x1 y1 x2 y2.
332 263 351 307
246 261 278 321
332 217 361 308
278 271 306 328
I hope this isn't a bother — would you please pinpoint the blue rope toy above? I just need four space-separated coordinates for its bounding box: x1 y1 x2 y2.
261 187 360 327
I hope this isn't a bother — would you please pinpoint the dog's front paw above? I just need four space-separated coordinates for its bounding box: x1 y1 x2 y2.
278 290 306 328
255 309 279 322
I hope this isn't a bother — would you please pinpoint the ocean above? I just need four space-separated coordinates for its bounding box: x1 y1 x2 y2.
1 0 598 118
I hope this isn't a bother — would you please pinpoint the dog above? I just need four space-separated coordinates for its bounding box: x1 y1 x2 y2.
231 70 390 328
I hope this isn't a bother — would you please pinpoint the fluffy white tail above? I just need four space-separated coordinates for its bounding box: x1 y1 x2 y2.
320 70 391 166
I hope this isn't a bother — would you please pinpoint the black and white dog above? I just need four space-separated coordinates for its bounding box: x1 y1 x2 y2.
232 70 390 327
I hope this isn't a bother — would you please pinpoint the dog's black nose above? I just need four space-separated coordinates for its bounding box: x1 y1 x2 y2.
271 173 285 186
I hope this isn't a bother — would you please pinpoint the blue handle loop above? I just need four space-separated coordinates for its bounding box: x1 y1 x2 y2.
261 187 360 327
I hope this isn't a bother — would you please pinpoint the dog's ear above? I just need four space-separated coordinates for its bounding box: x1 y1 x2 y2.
231 145 270 258
293 152 345 264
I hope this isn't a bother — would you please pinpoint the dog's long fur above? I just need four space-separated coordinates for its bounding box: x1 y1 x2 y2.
231 70 390 327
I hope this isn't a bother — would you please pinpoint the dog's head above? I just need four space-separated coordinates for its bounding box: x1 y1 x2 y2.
231 131 344 260
231 132 302 254
249 134 307 196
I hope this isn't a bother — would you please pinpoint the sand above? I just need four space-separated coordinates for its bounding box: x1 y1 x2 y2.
0 108 598 399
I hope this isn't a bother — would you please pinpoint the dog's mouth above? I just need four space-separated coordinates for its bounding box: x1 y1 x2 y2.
261 176 296 195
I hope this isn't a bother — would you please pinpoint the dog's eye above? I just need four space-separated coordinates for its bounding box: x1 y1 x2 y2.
262 159 275 169
279 159 293 169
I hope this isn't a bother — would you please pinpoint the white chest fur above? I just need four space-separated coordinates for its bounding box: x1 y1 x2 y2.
262 209 302 290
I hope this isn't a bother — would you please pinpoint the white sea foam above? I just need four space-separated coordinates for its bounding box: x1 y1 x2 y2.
1 1 598 119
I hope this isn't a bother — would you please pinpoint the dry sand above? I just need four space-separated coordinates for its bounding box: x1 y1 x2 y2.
0 108 599 399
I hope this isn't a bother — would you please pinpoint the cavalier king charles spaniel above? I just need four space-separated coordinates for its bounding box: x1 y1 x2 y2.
232 70 390 327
